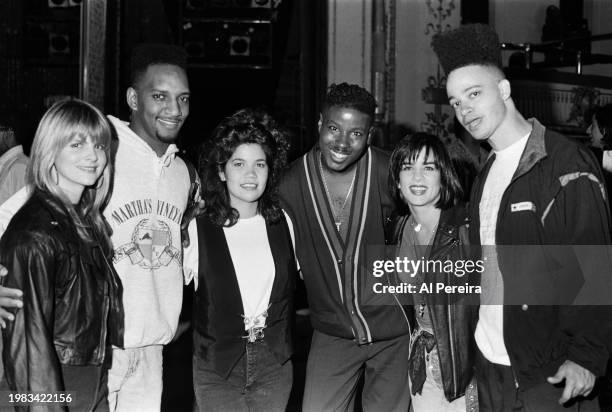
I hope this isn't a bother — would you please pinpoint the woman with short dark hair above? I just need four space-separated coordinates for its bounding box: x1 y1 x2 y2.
388 132 478 411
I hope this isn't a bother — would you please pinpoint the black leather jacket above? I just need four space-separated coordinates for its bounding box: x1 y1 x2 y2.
0 189 124 393
390 203 478 402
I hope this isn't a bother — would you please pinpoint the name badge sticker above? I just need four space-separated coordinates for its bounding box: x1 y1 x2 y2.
511 201 536 213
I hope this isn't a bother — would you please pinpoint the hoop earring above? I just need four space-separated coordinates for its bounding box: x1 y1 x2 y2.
95 174 104 189
51 165 59 185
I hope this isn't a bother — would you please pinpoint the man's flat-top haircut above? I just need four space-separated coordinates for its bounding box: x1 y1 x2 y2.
130 43 188 87
432 23 503 76
322 83 377 119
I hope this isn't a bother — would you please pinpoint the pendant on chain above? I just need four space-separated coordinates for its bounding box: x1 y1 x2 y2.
319 154 356 234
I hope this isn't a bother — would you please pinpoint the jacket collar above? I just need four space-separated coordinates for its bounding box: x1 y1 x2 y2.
391 202 468 246
31 189 98 264
304 146 371 254
481 118 548 184
513 118 547 180
435 202 469 243
32 188 75 225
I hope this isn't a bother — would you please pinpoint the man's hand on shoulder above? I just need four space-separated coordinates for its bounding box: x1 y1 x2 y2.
547 360 596 404
0 264 23 328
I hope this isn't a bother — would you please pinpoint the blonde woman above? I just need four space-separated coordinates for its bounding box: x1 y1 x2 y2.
0 99 123 411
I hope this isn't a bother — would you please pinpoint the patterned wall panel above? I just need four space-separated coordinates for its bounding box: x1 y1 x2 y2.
394 0 461 142
420 0 457 139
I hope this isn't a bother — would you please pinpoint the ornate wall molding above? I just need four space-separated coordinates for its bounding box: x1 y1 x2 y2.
511 78 612 134
420 0 457 139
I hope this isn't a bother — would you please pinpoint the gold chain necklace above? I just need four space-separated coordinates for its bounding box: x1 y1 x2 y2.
319 154 356 232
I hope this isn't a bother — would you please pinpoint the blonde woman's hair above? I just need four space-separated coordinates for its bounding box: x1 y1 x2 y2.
28 99 114 252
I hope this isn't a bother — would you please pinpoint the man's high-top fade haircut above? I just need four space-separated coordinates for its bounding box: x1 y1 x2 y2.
322 83 377 118
130 43 188 87
432 24 503 75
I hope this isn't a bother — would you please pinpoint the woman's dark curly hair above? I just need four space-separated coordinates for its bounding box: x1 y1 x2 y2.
199 108 290 227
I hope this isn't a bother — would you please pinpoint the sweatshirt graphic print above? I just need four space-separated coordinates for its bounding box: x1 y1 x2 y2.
107 116 190 348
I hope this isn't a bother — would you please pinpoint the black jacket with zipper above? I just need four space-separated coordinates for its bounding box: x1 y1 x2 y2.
0 189 124 394
390 202 478 402
469 119 612 389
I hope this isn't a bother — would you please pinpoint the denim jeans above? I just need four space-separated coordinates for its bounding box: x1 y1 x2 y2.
193 341 292 412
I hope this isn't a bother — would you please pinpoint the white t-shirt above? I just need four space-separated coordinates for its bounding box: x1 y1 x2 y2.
224 215 275 330
476 133 529 366
183 211 297 330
